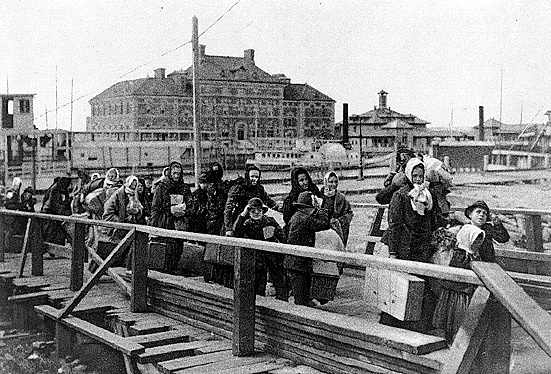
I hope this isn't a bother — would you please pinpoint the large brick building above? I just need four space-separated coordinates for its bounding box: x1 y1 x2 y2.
86 46 335 147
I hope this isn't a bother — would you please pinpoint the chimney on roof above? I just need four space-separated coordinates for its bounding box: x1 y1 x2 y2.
154 68 166 80
244 49 255 66
199 44 206 62
378 90 388 109
479 106 484 141
342 103 350 145
272 73 291 84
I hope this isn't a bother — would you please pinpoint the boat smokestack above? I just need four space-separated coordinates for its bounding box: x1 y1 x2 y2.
479 106 484 141
342 103 349 144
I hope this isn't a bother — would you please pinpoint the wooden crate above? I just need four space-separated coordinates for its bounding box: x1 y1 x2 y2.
363 267 424 321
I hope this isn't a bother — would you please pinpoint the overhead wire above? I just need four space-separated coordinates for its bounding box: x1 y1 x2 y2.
34 0 243 125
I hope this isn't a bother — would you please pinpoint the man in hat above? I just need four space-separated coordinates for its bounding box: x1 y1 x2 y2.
283 191 330 306
464 200 509 262
233 197 288 301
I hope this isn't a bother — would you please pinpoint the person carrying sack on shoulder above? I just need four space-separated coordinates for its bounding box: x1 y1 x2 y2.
233 197 288 301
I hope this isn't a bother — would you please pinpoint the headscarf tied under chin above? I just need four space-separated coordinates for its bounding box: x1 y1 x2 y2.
323 171 338 197
124 175 139 195
405 158 433 215
456 223 485 259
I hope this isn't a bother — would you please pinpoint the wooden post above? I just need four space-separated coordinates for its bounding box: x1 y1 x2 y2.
365 207 385 255
70 222 86 291
191 15 202 189
233 246 256 356
525 213 543 252
17 218 33 277
131 231 148 312
56 322 74 359
31 218 44 276
0 215 4 263
440 287 491 374
471 299 511 374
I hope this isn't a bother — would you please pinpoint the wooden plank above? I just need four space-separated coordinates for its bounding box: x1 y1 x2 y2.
132 230 148 312
31 218 44 276
128 321 171 336
88 248 131 295
56 321 74 359
440 287 491 374
59 229 135 318
125 329 191 348
70 222 86 291
156 350 234 373
233 245 256 356
35 305 145 356
174 354 278 374
194 341 233 354
471 261 551 358
17 218 33 277
365 207 385 254
269 365 326 374
207 359 289 374
137 341 214 364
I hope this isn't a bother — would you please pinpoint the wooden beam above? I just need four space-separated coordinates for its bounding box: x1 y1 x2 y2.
472 261 551 358
233 245 256 356
30 218 44 276
0 216 4 263
59 229 135 319
70 222 86 291
87 247 131 295
440 287 491 374
525 213 544 252
131 231 148 312
17 218 33 277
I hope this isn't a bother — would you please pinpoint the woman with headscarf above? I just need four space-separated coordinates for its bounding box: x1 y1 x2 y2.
213 165 278 287
150 161 193 274
376 147 416 205
320 171 353 246
101 175 143 267
380 157 440 332
282 167 321 228
41 176 73 245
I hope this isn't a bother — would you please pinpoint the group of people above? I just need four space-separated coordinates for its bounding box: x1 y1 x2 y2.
376 147 509 344
1 149 510 345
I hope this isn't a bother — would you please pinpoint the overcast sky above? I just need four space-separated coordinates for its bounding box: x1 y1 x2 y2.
2 0 551 132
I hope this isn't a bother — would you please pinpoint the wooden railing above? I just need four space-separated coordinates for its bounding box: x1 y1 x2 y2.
1 208 550 373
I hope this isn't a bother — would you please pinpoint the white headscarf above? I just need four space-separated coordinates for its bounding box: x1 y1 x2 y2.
405 158 433 215
103 168 120 189
124 175 139 195
323 171 338 197
456 224 485 258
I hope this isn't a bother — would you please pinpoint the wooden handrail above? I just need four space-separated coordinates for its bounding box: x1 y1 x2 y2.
0 209 482 284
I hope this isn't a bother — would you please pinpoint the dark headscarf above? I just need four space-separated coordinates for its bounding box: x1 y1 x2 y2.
245 165 261 185
209 162 224 183
289 167 321 199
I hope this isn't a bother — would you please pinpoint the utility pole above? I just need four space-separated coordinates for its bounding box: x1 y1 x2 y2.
55 65 58 130
358 117 364 180
192 16 202 189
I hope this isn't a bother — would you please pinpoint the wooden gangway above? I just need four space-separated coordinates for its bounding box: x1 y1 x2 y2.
0 207 551 374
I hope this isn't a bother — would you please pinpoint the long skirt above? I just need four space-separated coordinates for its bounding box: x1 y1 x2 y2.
432 288 472 345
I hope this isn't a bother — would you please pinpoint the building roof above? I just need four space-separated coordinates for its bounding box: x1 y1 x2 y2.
172 54 281 83
381 119 414 129
90 77 192 101
283 84 334 102
348 107 429 126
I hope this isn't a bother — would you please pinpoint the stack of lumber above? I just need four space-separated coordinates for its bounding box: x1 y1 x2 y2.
144 271 448 374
